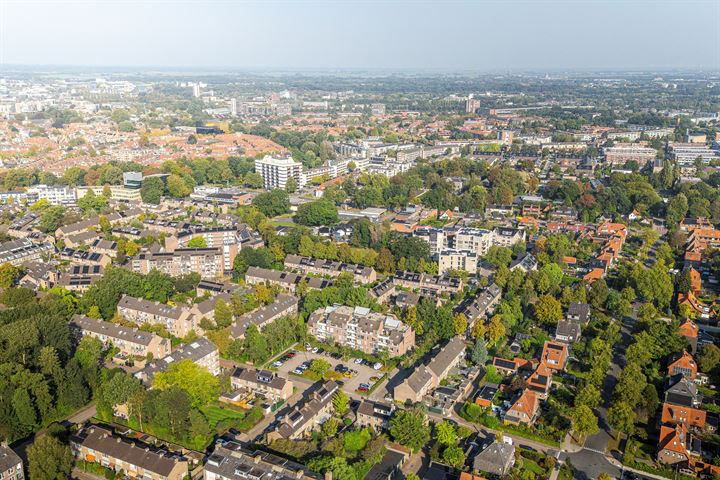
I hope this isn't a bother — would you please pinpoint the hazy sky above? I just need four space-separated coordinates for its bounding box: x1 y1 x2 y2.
1 0 719 71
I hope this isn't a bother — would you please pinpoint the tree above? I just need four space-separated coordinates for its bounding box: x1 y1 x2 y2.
389 409 430 452
0 263 20 288
252 190 291 217
27 433 72 480
187 236 208 248
140 176 165 204
39 205 66 233
214 299 233 328
485 246 513 268
442 445 465 468
435 421 457 446
153 359 219 408
309 358 331 378
285 177 298 193
575 383 601 409
166 174 191 198
453 313 468 335
332 390 349 415
608 401 636 435
665 193 688 225
486 315 506 344
699 344 720 373
571 405 599 440
470 339 488 365
295 199 339 226
534 295 562 325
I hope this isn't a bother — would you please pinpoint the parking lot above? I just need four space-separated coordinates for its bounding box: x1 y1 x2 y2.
272 348 388 397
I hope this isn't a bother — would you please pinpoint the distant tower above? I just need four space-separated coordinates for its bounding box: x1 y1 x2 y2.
192 83 201 98
229 98 238 116
465 95 481 114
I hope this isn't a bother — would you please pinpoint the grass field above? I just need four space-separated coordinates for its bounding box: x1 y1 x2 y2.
200 404 247 429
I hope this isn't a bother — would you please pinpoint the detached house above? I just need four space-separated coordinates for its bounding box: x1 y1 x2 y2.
505 389 539 426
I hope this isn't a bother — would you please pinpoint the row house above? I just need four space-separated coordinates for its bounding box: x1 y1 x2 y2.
229 294 298 339
117 295 198 338
59 248 112 267
135 337 219 386
228 367 293 403
267 381 338 441
455 283 501 328
71 314 171 359
393 337 465 403
0 238 54 266
284 254 377 283
204 442 321 480
308 305 415 357
244 266 333 293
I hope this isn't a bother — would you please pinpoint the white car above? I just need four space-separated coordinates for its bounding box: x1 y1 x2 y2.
373 362 383 370
311 347 319 354
271 361 282 368
354 358 363 364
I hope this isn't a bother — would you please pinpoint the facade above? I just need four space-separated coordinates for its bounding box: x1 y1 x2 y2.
71 314 171 359
244 266 333 293
603 144 657 165
0 445 23 480
117 295 197 338
438 249 478 275
505 389 539 425
254 155 304 190
26 184 76 205
71 425 188 480
268 381 338 440
135 337 219 386
230 367 293 403
131 248 225 277
0 238 54 266
356 400 395 431
307 305 415 357
229 294 298 339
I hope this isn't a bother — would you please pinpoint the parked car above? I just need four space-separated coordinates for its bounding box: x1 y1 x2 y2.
373 362 383 370
311 347 319 354
354 358 363 364
271 361 282 368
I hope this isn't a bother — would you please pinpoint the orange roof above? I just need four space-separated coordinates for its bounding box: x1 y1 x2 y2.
668 350 698 379
679 319 699 339
541 341 569 371
678 290 706 314
460 473 487 480
658 424 690 458
583 268 605 283
562 256 577 265
689 267 702 295
684 250 702 262
509 389 539 419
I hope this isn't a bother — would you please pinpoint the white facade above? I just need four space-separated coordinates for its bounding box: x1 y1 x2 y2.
27 184 76 206
255 155 305 190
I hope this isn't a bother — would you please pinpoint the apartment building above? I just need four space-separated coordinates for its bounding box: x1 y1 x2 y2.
392 270 463 294
117 295 197 338
135 337 219 386
267 381 338 440
0 445 23 480
603 143 657 165
230 367 293 403
393 337 466 403
0 238 54 266
308 305 415 357
229 294 298 339
244 266 333 293
71 314 171 359
204 442 321 480
438 249 478 275
26 184 76 205
130 248 225 277
71 425 188 480
669 142 720 166
254 155 305 190
165 225 257 272
418 227 525 258
284 254 377 283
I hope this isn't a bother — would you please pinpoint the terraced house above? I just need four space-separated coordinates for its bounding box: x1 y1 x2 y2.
71 314 171 359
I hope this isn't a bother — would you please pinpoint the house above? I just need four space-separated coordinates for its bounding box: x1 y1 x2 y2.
662 375 707 430
505 389 539 426
540 341 569 371
244 266 333 293
267 381 338 440
668 351 698 380
509 253 538 272
71 314 171 360
491 357 534 376
657 424 694 466
567 302 590 325
229 367 293 403
370 278 395 303
526 363 553 398
679 319 700 354
229 294 298 340
135 337 219 386
0 238 54 266
0 445 23 480
555 320 581 344
204 442 321 480
456 283 501 327
472 434 516 476
474 383 499 408
117 295 197 338
71 425 188 480
284 254 377 283
364 449 407 480
393 337 466 403
678 291 710 320
356 400 395 431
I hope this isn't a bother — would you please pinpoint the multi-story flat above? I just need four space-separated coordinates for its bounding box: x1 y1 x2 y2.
230 367 293 402
0 238 54 266
165 225 260 272
229 294 298 339
438 249 478 275
71 314 171 359
0 445 23 480
308 305 415 357
603 143 657 165
135 337 219 386
392 270 463 294
254 155 305 190
284 254 377 283
117 295 197 338
130 248 225 277
71 425 188 480
244 266 333 293
393 337 466 403
669 142 720 166
267 381 338 440
204 442 321 480
26 184 76 206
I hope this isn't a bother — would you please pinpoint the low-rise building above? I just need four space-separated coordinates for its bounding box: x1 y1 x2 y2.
393 337 465 403
135 337 219 386
0 238 54 266
505 389 539 426
71 314 171 359
283 254 377 283
472 434 516 476
356 400 395 431
229 367 293 403
244 266 333 293
204 442 321 480
229 294 298 339
267 381 338 440
117 295 197 338
308 305 415 357
0 445 23 480
71 425 188 480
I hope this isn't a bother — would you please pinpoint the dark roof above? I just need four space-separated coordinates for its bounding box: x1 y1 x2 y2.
0 445 21 472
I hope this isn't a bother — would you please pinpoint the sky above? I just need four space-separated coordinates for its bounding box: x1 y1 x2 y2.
1 0 719 72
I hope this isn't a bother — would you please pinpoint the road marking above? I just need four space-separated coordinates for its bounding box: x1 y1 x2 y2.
582 447 606 455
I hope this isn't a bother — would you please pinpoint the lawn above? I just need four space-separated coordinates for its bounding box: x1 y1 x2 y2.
200 404 249 429
344 428 372 452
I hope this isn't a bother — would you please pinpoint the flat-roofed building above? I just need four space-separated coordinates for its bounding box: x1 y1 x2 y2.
71 314 171 359
131 248 225 277
438 249 478 275
284 254 377 283
255 155 305 190
308 305 415 357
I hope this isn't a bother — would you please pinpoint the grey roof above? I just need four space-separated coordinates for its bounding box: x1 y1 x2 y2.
136 337 217 385
71 314 159 347
205 442 321 480
473 436 515 476
230 294 297 338
232 367 288 391
285 254 375 278
0 238 53 263
276 381 338 439
567 302 590 323
118 294 186 320
555 320 581 342
0 445 21 473
245 266 333 290
71 426 184 476
427 337 466 378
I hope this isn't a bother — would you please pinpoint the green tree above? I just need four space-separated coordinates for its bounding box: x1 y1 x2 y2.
333 390 349 415
39 205 66 233
534 295 562 325
309 358 331 378
166 174 191 198
27 433 73 480
470 339 488 366
213 299 233 328
575 383 601 409
442 445 465 468
0 263 20 288
571 405 599 440
453 312 468 335
140 176 165 204
295 199 339 226
153 359 219 408
435 421 457 446
187 236 208 248
389 409 430 452
252 189 291 217
699 344 720 373
608 401 636 435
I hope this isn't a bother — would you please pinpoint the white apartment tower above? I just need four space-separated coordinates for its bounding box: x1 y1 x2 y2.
255 155 305 190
